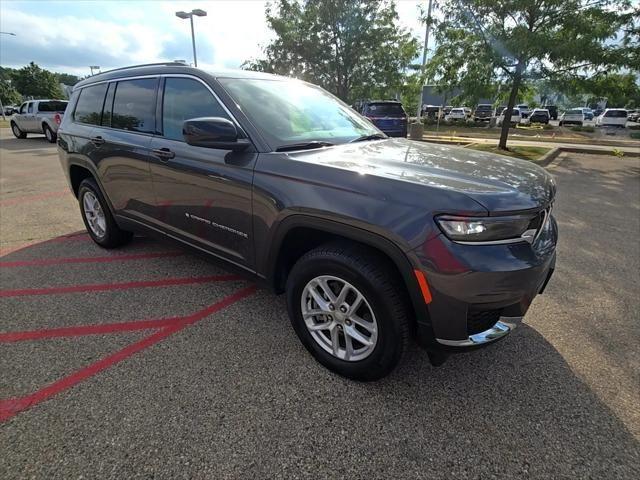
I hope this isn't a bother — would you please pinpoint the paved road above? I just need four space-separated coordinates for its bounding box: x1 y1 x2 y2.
1 129 639 478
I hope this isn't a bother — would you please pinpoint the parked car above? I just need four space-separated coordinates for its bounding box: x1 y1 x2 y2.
58 64 557 380
11 99 68 143
362 100 408 137
443 106 453 116
445 107 467 122
626 109 639 122
582 108 594 120
497 107 522 126
473 104 494 121
593 108 604 117
528 108 550 124
559 108 585 126
595 108 628 128
543 105 558 120
422 105 442 119
3 105 18 116
516 104 530 118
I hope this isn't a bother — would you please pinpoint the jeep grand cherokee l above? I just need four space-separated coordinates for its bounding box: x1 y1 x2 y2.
57 63 557 381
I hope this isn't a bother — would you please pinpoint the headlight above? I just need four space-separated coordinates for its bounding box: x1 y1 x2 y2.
435 214 542 244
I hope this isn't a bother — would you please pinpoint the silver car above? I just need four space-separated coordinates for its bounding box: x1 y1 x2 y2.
11 99 68 143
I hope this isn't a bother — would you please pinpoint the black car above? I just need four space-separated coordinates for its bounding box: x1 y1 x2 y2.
543 105 558 120
473 104 494 121
57 63 557 380
529 109 550 124
361 100 407 137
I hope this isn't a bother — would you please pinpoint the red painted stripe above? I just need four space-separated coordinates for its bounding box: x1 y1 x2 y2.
0 274 242 298
0 286 256 421
0 251 183 268
0 190 69 207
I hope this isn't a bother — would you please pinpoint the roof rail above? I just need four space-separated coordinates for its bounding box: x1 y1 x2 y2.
96 62 191 75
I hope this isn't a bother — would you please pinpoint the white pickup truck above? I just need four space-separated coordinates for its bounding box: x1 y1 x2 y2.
10 99 68 143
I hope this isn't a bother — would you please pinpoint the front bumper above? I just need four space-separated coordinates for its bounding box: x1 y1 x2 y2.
412 216 557 350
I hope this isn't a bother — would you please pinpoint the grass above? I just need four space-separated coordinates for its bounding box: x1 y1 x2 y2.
466 143 552 161
0 118 10 128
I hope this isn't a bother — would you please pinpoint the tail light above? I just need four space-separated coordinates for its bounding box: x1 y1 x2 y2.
54 114 62 125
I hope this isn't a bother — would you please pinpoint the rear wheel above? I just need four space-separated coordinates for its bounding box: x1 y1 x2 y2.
78 178 133 248
286 243 410 381
11 122 26 139
43 124 56 143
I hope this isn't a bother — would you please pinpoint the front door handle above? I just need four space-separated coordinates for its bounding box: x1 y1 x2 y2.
90 136 105 146
152 147 175 161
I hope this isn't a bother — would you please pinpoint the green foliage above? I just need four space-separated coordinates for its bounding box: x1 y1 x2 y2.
425 0 634 148
629 132 640 140
11 62 64 99
0 82 22 105
570 125 595 133
244 0 419 103
56 73 80 86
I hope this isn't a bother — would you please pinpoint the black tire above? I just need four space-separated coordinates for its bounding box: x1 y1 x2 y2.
78 178 133 248
43 124 57 143
10 122 27 139
286 243 410 381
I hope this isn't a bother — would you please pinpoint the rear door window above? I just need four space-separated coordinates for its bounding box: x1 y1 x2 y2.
161 77 230 141
27 103 33 113
111 78 157 133
74 83 108 125
37 101 68 112
605 110 627 118
19 103 27 114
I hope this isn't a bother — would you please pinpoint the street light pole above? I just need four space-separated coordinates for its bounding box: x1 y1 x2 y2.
189 15 197 67
176 9 207 67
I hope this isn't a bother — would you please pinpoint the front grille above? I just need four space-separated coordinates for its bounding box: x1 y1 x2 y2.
467 308 502 336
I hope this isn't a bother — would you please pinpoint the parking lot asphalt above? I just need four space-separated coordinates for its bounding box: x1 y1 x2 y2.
1 129 639 479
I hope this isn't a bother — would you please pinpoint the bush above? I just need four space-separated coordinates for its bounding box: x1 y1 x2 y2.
630 132 640 140
570 125 595 133
543 124 554 130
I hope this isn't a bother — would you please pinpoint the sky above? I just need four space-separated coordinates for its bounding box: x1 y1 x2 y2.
0 0 427 77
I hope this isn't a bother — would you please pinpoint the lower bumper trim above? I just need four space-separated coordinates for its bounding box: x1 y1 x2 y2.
435 316 523 347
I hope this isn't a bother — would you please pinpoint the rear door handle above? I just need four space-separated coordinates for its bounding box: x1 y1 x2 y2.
152 147 175 161
90 136 105 146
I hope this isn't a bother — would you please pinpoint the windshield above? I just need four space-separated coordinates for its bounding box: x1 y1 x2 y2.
568 109 583 114
476 105 492 110
219 78 379 149
364 103 405 116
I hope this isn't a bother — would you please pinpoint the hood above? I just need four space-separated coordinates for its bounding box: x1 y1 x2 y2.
289 138 555 213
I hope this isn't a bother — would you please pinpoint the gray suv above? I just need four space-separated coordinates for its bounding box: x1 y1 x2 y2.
58 63 557 380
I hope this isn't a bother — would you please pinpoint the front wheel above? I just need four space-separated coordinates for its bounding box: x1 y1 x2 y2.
78 178 133 248
11 122 27 139
286 243 410 381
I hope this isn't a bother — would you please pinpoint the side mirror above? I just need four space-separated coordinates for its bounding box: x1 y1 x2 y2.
183 117 251 151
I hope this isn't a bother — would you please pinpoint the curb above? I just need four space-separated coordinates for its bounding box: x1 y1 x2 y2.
539 146 640 168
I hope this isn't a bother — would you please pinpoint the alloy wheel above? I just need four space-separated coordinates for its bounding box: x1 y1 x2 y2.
301 275 378 361
82 191 106 238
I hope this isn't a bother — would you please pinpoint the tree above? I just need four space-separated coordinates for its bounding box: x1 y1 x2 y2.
56 73 80 86
426 0 635 149
11 62 64 99
245 0 419 103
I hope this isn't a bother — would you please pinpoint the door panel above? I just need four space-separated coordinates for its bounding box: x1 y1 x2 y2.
148 76 256 267
95 78 158 221
148 138 256 267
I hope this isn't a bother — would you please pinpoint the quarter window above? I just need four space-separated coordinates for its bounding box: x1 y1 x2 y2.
112 78 157 133
74 83 108 125
162 77 230 141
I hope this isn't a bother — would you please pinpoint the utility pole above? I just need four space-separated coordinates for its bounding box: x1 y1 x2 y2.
416 0 434 120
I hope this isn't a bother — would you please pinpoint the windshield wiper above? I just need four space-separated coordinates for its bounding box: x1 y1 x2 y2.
275 141 335 152
349 133 387 143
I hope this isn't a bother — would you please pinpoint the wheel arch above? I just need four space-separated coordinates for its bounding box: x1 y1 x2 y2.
67 161 117 217
266 215 431 328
